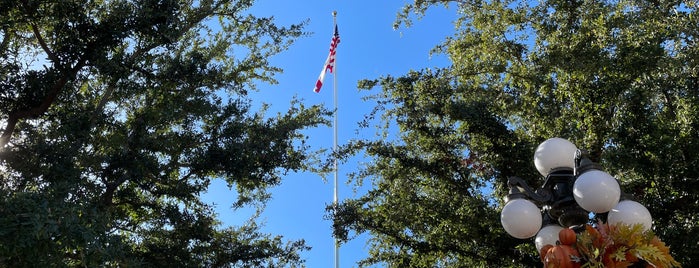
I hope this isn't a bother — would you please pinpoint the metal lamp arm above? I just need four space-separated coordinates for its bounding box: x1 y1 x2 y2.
506 176 551 204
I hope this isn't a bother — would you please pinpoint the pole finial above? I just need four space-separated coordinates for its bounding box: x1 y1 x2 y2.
332 10 337 17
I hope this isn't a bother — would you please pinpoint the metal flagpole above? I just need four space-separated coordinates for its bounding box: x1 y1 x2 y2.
331 10 340 268
331 10 339 268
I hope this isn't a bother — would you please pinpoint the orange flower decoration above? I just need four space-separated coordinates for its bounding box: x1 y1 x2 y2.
541 221 681 268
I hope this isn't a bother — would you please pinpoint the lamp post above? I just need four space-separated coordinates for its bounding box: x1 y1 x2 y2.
500 138 653 252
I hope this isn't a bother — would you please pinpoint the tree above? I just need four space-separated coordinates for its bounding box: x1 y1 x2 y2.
0 0 329 266
331 0 699 267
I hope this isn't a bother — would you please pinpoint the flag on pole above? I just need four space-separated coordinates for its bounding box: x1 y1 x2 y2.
314 24 340 93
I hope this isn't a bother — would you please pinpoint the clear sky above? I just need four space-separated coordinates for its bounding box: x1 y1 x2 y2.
202 1 457 267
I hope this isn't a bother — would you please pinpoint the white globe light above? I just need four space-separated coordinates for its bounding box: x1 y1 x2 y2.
501 199 542 239
573 170 620 213
535 224 564 252
608 200 653 231
534 138 578 176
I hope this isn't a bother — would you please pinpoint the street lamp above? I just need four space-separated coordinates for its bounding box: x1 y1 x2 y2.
500 138 653 252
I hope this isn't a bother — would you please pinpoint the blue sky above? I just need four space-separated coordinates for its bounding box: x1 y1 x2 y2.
203 1 457 267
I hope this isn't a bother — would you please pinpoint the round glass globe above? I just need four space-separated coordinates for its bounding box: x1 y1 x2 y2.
608 200 652 231
573 170 620 213
535 224 564 252
534 138 578 176
501 199 542 239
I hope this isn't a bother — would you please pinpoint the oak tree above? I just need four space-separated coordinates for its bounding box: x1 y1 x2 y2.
0 0 329 266
332 0 699 267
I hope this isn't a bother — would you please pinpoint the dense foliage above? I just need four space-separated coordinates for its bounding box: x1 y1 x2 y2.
0 0 329 266
331 0 699 267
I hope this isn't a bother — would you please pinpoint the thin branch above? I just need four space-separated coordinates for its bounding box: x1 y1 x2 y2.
20 0 60 64
29 23 59 64
89 82 116 124
0 26 11 54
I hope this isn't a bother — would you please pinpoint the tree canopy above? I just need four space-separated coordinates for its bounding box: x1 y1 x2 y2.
0 0 329 266
332 0 699 267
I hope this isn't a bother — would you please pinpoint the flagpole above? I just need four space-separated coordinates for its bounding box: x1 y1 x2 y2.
331 10 340 268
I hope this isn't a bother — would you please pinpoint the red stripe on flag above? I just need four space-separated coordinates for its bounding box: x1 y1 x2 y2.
314 79 323 93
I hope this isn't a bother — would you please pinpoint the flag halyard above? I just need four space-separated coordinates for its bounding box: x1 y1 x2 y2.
314 25 340 93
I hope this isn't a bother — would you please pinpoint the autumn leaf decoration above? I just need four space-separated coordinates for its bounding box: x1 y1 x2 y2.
572 222 682 268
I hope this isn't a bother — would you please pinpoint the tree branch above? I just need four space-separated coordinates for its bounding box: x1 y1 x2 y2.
20 0 60 64
0 26 11 54
29 23 60 64
89 82 116 124
0 60 87 148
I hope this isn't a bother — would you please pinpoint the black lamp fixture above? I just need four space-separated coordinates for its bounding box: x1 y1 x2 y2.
500 138 653 252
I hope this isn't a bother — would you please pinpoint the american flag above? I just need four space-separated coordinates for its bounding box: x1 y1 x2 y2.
314 25 340 93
